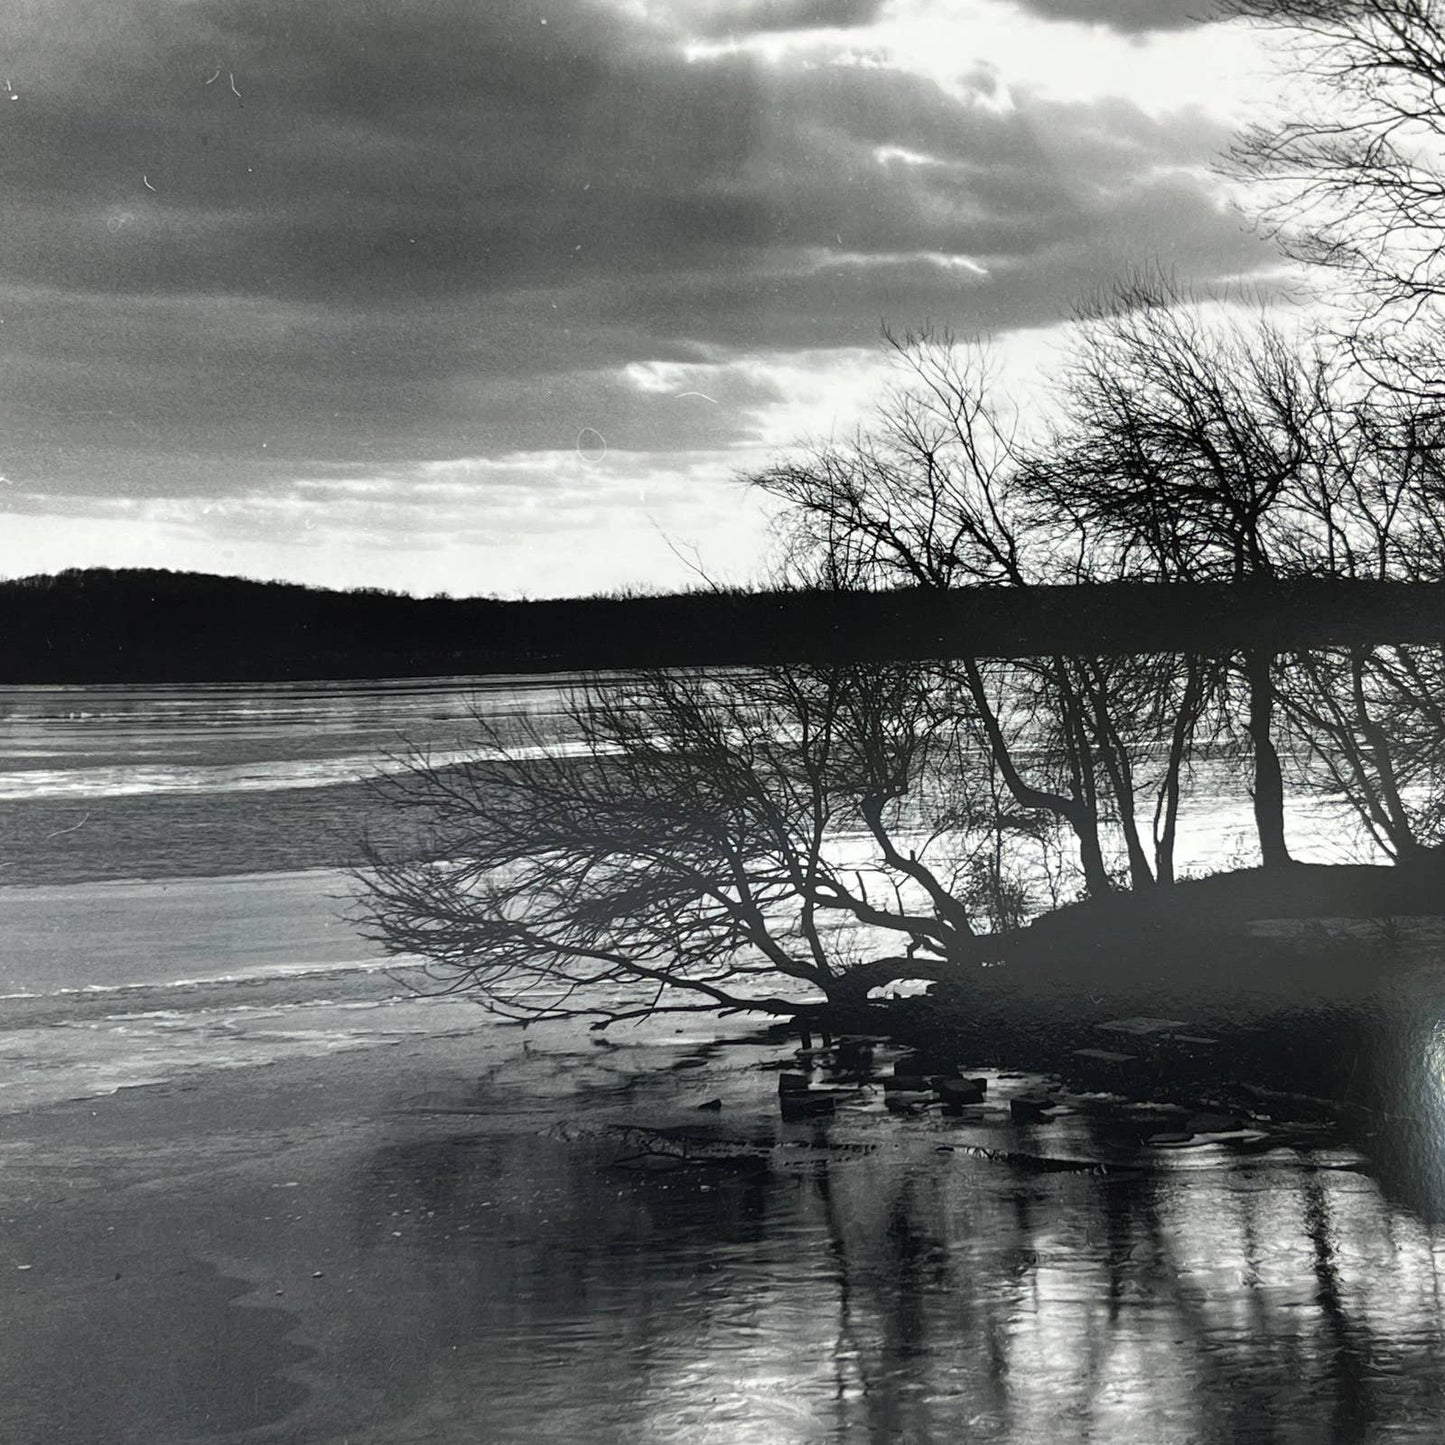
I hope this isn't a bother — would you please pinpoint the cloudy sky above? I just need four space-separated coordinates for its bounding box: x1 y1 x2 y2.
0 0 1290 597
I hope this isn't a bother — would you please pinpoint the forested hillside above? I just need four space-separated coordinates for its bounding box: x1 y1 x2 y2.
3 569 1444 682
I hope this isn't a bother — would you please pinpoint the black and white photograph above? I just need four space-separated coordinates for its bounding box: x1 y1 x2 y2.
5 0 1445 1440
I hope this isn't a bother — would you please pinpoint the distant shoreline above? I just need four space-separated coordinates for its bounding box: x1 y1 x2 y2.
5 568 1445 684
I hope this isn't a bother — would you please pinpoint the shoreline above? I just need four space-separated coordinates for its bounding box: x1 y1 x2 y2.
9 571 1445 684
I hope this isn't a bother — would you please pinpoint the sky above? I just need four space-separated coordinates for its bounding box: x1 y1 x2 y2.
0 0 1293 598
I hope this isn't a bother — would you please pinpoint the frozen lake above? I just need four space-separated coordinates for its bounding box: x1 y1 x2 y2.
2 672 1443 1442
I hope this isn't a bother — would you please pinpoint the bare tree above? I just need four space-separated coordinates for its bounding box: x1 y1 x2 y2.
756 322 1237 895
954 649 1229 892
1025 280 1345 867
1073 650 1227 888
1032 280 1336 582
948 654 1120 896
1293 383 1445 578
355 663 1033 1027
754 335 1130 893
1225 0 1445 388
1280 642 1445 858
757 329 1031 592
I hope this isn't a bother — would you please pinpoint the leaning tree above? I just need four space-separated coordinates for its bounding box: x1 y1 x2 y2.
355 662 1044 1027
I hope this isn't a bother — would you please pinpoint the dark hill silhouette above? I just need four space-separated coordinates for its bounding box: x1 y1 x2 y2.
3 568 1445 683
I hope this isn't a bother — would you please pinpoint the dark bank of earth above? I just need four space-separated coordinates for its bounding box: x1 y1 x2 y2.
782 859 1445 1209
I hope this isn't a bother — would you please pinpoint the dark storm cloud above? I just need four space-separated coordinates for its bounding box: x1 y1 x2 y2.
0 0 1272 502
592 176 1269 349
1010 0 1213 31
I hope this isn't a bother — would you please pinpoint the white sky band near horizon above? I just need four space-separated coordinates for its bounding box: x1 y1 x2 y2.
0 0 1294 598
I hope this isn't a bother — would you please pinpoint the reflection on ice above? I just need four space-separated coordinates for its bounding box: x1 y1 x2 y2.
349 1095 1445 1444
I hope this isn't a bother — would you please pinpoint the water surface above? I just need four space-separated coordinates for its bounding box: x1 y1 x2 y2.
2 673 1444 1442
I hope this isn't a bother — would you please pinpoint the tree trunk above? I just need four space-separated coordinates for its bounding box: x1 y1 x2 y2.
1085 676 1154 890
1076 821 1112 899
960 657 1112 896
1245 648 1291 869
1351 648 1421 862
1153 657 1204 888
1057 664 1113 898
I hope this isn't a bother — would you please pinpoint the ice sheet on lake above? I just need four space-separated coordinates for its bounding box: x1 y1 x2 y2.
0 740 611 801
0 993 486 1113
